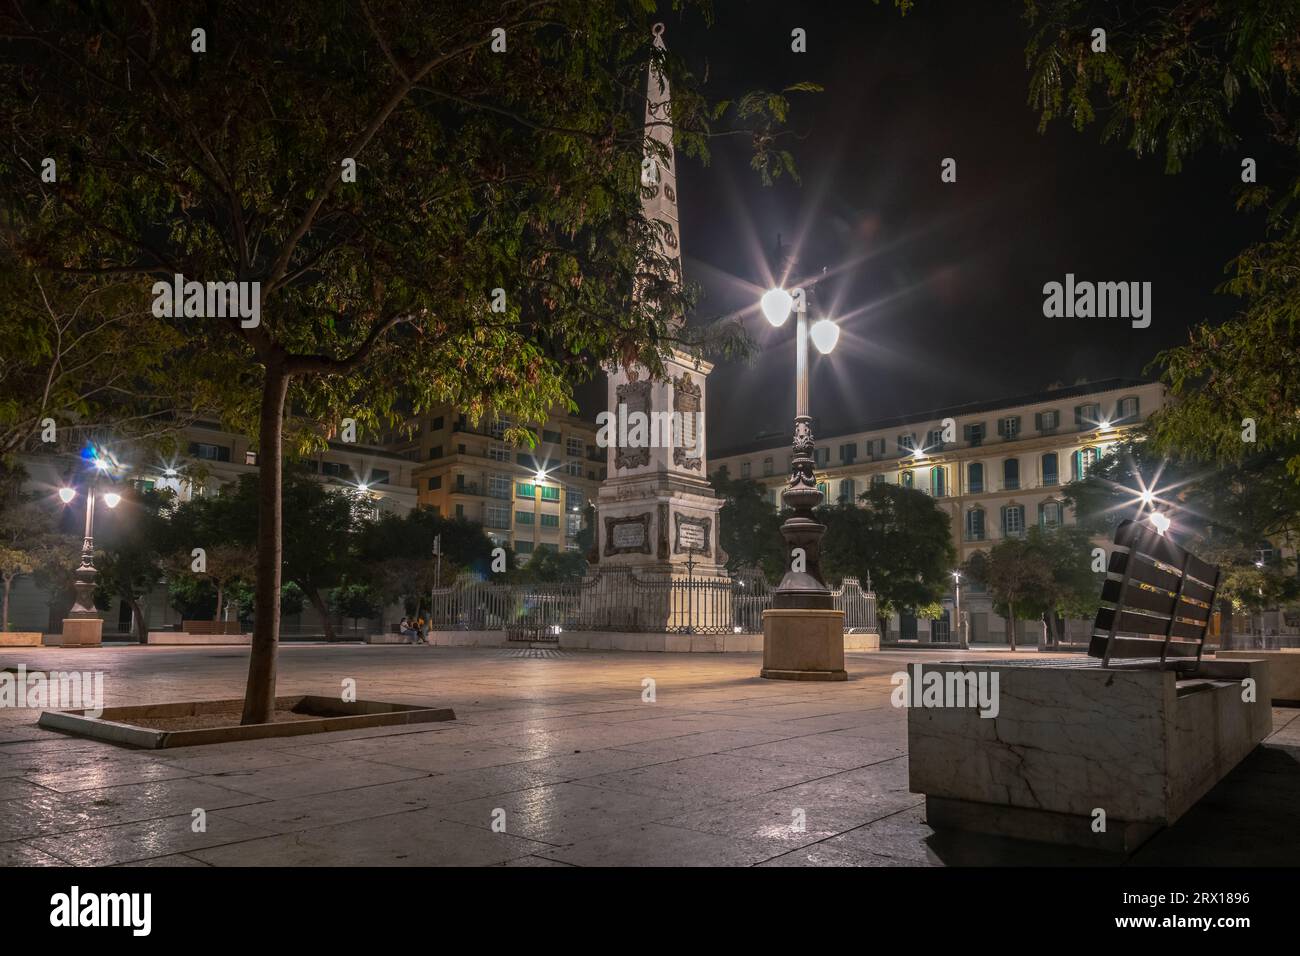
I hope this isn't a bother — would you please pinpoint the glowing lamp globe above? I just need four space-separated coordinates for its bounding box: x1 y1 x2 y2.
809 317 840 355
57 487 76 504
1149 511 1171 536
103 492 122 509
760 288 793 327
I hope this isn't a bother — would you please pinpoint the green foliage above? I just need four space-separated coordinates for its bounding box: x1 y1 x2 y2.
510 548 588 583
280 581 306 617
1063 437 1299 614
710 471 785 581
1022 1 1300 478
332 582 381 625
819 483 956 619
0 495 75 629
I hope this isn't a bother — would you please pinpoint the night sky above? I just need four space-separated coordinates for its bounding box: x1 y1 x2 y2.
581 0 1276 454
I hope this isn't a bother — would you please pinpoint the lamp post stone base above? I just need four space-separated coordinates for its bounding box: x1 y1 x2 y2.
60 618 103 648
760 608 846 681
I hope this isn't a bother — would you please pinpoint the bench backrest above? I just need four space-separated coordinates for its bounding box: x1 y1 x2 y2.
1088 519 1221 667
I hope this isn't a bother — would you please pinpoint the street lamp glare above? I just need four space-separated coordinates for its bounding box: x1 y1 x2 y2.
1149 511 1171 536
534 470 546 483
760 287 793 327
1139 488 1155 507
57 487 76 504
357 483 370 494
809 317 840 355
103 492 122 509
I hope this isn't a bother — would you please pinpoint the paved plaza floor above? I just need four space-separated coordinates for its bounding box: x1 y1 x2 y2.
1 644 1297 867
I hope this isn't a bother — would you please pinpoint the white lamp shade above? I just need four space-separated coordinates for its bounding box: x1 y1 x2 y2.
103 492 122 509
810 317 840 354
57 487 76 504
760 288 793 327
1149 511 1171 535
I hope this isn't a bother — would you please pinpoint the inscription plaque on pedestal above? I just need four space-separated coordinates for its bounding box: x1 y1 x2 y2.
673 514 711 556
604 513 652 556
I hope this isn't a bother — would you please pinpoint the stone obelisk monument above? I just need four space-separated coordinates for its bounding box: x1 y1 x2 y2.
593 23 728 593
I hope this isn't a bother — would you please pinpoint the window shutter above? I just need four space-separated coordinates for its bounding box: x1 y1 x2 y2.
1034 412 1042 431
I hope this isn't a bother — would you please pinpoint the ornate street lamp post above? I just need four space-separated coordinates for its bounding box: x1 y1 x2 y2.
760 285 841 609
57 452 120 646
758 279 846 680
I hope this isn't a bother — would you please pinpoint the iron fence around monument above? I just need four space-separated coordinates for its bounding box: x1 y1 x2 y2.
425 570 876 636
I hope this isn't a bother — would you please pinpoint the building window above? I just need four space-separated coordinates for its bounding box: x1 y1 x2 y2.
1041 453 1059 486
925 429 945 451
543 429 562 445
486 506 510 529
1035 410 1060 432
321 461 352 479
560 460 579 477
838 478 856 503
566 488 584 511
966 508 985 541
897 433 916 453
488 444 510 462
1002 505 1026 537
762 457 773 477
455 504 465 518
1040 500 1063 528
431 416 444 431
1074 403 1102 429
189 441 231 463
428 445 443 460
370 469 390 486
540 485 560 502
566 513 583 536
244 450 258 466
866 438 886 458
1115 396 1140 423
871 473 885 486
815 448 829 467
839 442 857 464
930 467 946 497
516 540 533 555
516 510 534 525
540 513 559 528
997 416 1021 440
515 453 532 467
516 482 534 498
1073 447 1099 480
741 461 752 478
1003 458 1020 491
566 436 584 457
968 462 984 494
963 423 985 447
488 475 511 499
490 418 510 439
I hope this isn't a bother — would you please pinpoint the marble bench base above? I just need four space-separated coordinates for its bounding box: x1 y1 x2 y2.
907 658 1272 852
1215 650 1300 705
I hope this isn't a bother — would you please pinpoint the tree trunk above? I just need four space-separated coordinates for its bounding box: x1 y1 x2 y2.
1007 612 1017 651
242 362 290 725
215 581 224 625
129 596 147 643
305 585 337 642
2 573 11 631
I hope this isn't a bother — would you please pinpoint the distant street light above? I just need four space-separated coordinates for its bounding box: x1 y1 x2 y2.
58 453 122 620
760 287 794 327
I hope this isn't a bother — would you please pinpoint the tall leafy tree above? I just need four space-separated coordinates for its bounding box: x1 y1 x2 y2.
0 2 807 721
0 496 70 632
709 471 785 581
1020 0 1300 475
819 484 956 635
92 487 172 642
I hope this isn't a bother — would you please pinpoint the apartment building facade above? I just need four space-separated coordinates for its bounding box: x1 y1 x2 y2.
389 406 604 556
711 379 1167 643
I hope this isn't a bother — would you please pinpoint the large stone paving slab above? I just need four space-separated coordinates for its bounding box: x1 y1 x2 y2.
0 644 1294 866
